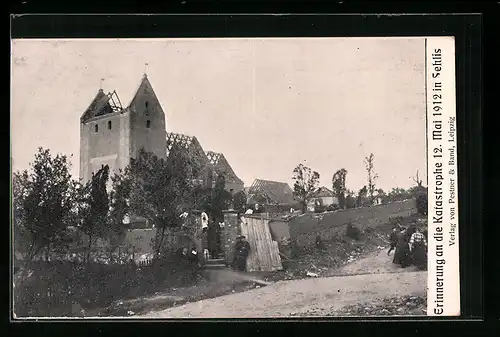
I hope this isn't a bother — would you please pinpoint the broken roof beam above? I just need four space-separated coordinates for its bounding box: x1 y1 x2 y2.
108 90 123 112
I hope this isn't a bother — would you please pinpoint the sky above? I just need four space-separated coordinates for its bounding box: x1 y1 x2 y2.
11 37 427 192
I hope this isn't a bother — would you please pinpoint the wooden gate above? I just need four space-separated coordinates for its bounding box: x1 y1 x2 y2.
240 214 283 272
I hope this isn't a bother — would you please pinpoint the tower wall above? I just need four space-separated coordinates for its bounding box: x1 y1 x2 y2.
129 77 167 161
79 111 129 184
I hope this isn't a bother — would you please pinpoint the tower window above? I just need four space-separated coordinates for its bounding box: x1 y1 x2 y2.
146 120 151 128
145 101 149 108
95 124 98 133
108 121 112 130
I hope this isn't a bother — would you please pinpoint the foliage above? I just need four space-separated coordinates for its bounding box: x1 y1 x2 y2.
292 163 320 213
124 147 203 255
190 174 233 222
332 168 348 209
232 190 247 212
375 188 386 204
76 165 110 262
12 148 77 264
364 153 378 205
209 174 233 222
356 186 368 207
345 189 357 209
108 170 131 250
409 171 428 216
386 187 410 202
416 194 428 215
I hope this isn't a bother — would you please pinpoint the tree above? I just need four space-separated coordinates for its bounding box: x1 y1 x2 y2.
76 165 110 263
108 170 131 254
12 148 76 265
364 153 379 205
211 174 233 220
375 188 386 204
332 168 348 209
387 187 409 202
409 170 428 215
411 170 424 187
12 170 31 260
232 190 247 212
345 189 356 209
357 186 368 207
292 163 320 213
125 147 202 256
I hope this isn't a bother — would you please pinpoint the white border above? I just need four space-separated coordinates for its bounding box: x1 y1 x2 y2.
426 36 460 316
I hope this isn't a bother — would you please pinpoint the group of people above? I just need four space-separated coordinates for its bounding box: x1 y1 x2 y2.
178 208 252 272
388 223 428 270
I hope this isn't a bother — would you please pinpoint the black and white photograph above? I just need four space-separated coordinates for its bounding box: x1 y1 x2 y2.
11 36 459 318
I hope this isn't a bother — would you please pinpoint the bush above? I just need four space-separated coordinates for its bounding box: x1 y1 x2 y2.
326 205 337 212
290 239 300 259
314 205 326 213
416 193 428 216
345 223 362 241
13 255 201 317
388 216 404 227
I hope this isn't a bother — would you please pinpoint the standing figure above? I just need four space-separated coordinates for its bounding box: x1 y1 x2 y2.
201 212 210 260
388 225 402 256
409 228 428 270
232 235 251 272
393 225 416 268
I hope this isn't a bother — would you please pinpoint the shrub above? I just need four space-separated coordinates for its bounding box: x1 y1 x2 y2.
326 205 337 212
388 216 404 227
314 205 326 213
416 193 428 216
346 223 362 241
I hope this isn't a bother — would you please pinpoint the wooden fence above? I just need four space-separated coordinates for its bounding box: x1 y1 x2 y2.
240 215 283 272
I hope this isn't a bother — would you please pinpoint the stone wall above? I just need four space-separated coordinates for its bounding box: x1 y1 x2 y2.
222 211 241 265
289 199 417 248
129 77 167 161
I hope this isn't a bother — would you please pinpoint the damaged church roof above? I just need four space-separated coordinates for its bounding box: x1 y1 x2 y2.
165 133 244 185
247 179 296 205
80 89 124 123
206 151 243 185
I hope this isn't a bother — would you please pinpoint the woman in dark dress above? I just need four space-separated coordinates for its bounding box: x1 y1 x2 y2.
409 228 428 270
393 226 416 267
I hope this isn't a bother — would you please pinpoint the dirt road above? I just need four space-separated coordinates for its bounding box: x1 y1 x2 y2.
141 248 426 318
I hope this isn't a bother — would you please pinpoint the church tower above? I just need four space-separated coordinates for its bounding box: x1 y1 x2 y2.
79 74 167 184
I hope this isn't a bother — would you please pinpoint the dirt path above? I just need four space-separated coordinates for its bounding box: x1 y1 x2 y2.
332 247 420 276
140 249 426 318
